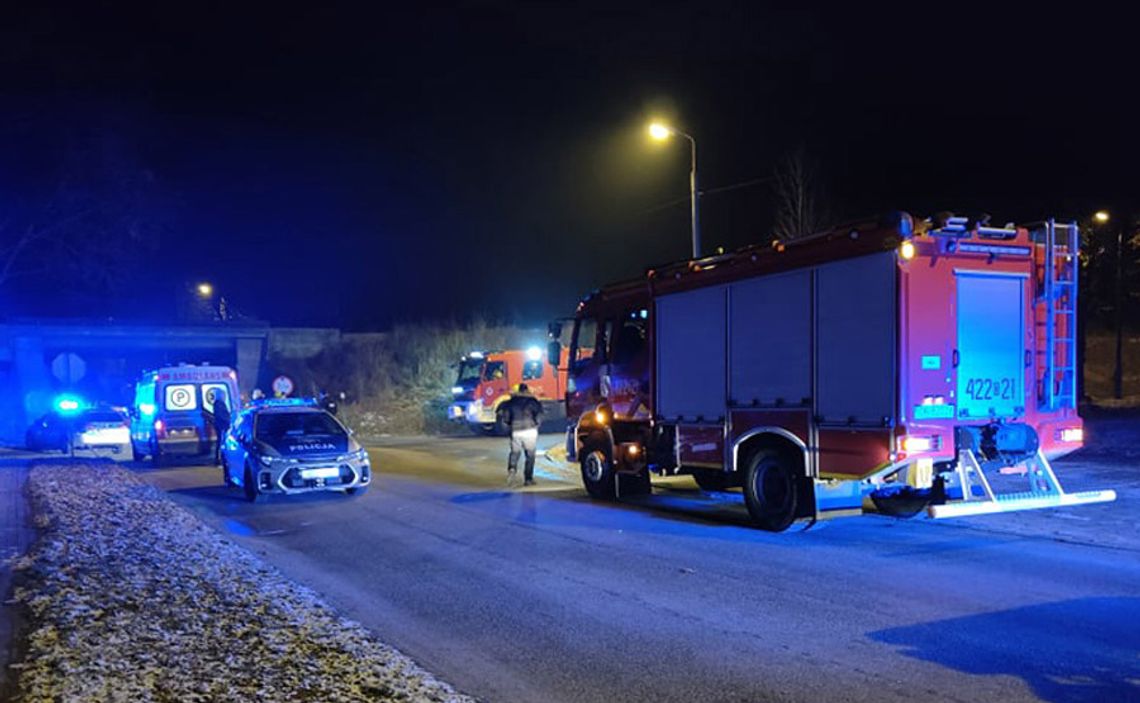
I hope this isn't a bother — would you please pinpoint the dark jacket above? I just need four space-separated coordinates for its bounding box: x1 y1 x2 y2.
502 393 543 431
212 398 232 431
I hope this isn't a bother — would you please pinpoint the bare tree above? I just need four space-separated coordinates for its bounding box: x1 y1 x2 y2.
772 147 829 241
0 105 170 301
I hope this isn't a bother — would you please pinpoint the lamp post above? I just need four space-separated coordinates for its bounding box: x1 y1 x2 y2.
1092 211 1124 400
649 122 701 259
196 281 228 321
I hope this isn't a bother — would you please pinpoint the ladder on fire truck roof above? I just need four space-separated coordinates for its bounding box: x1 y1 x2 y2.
1040 219 1079 411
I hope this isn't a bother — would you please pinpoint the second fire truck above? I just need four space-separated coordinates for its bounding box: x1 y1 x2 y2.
548 212 1116 530
449 347 567 434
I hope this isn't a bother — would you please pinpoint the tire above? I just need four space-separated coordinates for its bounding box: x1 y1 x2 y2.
580 438 616 500
244 465 266 504
693 471 734 492
150 450 163 468
742 451 799 532
346 485 369 497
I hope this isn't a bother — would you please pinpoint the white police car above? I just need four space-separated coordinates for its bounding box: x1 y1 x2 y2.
222 398 371 503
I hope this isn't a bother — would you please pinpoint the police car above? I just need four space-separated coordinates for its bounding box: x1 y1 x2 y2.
221 398 372 503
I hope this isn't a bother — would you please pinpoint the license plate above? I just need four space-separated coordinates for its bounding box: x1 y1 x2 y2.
301 467 340 480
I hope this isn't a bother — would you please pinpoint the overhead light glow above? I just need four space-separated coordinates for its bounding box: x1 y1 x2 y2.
1094 211 1110 224
648 122 672 140
197 282 214 297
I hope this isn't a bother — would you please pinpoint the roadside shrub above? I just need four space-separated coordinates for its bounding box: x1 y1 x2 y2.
270 318 543 436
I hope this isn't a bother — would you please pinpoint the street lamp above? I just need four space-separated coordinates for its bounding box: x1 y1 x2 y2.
195 281 229 321
648 121 701 259
1096 211 1127 399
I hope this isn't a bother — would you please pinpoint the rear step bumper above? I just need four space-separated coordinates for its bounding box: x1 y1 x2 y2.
928 489 1117 518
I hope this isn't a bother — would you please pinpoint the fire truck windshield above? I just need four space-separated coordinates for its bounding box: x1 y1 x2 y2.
483 361 506 381
456 358 484 385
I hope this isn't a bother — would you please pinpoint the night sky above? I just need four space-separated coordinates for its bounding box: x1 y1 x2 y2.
2 3 1137 329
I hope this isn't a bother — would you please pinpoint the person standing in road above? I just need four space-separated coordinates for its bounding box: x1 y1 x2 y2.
319 389 338 416
211 394 232 465
502 383 544 487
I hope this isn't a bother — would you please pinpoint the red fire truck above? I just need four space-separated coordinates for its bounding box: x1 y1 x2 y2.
547 212 1116 531
449 347 567 434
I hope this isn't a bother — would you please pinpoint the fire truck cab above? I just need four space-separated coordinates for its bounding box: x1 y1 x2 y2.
550 212 1116 531
448 347 567 434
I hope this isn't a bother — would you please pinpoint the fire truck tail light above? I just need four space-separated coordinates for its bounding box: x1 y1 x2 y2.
1057 428 1084 443
899 435 940 454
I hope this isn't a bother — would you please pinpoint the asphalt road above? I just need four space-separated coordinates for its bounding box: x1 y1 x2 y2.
134 433 1140 703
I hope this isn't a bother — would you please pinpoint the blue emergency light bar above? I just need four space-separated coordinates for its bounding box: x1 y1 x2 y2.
54 394 83 415
248 397 320 409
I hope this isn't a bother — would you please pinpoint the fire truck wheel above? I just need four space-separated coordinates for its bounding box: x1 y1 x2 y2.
580 440 617 500
742 451 798 532
693 471 734 492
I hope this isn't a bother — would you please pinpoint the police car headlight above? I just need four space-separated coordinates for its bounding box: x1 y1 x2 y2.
338 448 369 464
258 455 277 467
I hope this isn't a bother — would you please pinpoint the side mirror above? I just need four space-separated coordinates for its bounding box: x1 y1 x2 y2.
547 340 562 368
547 321 563 339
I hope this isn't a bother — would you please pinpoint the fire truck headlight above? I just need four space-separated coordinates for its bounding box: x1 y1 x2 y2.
526 346 543 361
899 240 916 260
1057 428 1084 443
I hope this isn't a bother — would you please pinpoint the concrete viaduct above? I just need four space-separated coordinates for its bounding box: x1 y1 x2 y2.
0 320 341 445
